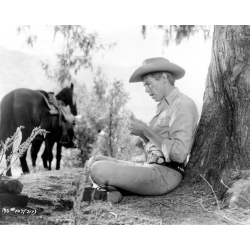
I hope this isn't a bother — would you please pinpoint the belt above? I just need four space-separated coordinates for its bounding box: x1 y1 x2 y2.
147 153 185 176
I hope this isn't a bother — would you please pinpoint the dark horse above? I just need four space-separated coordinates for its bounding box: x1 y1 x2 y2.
30 89 76 171
0 83 77 176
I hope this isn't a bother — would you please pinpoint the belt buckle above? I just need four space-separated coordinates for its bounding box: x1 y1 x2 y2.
157 157 164 164
147 154 164 165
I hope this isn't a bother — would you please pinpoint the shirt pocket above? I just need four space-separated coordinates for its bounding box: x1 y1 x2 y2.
156 116 170 128
154 116 171 136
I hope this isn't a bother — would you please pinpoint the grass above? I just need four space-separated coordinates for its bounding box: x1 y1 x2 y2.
1 137 250 225
2 165 245 225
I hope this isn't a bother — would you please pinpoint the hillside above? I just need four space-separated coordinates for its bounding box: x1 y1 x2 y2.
0 46 128 100
0 46 60 100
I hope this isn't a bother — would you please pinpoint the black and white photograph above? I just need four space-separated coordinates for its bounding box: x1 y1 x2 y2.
0 1 249 249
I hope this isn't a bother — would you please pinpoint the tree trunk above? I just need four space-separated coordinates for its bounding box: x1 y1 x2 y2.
188 25 250 198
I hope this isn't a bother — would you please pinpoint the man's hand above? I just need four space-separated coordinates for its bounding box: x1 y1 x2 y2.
127 114 147 137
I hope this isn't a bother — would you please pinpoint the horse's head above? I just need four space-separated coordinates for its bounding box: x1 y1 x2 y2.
56 83 77 116
60 122 76 148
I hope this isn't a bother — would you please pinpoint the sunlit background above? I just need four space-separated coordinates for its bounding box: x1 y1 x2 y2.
0 25 213 122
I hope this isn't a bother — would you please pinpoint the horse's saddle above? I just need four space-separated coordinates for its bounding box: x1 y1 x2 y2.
36 90 74 145
38 90 74 124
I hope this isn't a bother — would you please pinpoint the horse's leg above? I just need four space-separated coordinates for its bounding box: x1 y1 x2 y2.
42 139 54 171
19 151 30 174
5 150 12 176
30 139 44 167
56 143 62 170
41 147 49 170
48 141 55 170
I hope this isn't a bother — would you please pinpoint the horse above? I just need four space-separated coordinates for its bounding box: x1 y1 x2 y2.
0 83 77 176
30 120 75 171
30 88 76 171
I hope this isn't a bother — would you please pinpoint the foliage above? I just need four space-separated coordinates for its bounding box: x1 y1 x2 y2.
106 80 129 157
0 126 47 177
107 109 146 161
17 25 37 47
93 66 108 101
91 73 145 160
17 25 115 85
72 69 109 164
74 115 100 165
142 25 212 46
72 67 145 163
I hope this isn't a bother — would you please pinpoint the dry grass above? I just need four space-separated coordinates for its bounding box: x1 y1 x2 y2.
0 127 47 176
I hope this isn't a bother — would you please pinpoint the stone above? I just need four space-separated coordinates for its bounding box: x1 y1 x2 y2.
0 177 23 194
0 194 29 207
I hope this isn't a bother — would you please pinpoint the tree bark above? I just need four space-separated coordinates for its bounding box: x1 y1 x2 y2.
188 25 250 198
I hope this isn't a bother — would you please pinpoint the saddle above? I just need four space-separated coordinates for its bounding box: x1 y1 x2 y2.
38 91 74 124
38 90 74 145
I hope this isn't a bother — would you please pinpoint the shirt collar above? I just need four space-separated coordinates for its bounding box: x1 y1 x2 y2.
165 87 179 105
155 88 180 116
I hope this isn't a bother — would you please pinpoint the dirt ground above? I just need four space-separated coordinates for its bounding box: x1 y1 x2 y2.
1 166 250 225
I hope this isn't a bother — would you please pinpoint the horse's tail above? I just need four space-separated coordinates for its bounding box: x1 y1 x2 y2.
0 91 15 142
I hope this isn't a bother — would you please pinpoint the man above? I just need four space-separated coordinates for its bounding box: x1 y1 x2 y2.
83 57 199 203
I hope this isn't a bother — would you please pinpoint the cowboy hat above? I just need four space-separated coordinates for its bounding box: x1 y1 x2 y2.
129 57 185 83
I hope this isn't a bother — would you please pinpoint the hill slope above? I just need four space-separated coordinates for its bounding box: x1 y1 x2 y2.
0 46 57 100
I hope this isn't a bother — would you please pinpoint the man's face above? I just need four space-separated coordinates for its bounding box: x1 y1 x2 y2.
143 74 166 102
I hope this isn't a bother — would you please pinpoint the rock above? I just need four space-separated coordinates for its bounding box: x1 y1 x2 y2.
0 194 29 207
0 177 23 194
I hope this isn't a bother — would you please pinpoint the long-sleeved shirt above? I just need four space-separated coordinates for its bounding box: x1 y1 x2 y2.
146 87 199 163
